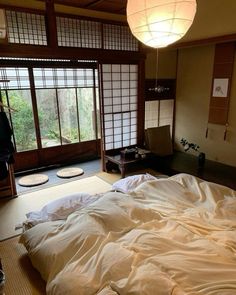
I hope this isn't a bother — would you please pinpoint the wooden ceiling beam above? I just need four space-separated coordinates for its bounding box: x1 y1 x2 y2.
84 0 105 9
0 43 145 62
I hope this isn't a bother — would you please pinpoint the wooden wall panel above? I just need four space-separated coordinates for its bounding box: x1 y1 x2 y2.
14 140 100 172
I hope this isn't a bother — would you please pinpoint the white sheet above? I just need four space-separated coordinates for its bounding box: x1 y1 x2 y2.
24 192 99 229
20 173 236 295
111 173 157 193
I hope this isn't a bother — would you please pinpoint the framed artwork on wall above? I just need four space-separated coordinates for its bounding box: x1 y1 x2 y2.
212 78 229 97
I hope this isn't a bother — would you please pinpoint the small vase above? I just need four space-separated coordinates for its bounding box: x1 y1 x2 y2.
198 152 205 167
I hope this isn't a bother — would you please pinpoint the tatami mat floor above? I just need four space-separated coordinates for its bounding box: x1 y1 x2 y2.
0 236 46 295
0 175 112 241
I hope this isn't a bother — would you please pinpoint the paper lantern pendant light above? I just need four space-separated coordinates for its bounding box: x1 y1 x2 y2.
127 0 197 48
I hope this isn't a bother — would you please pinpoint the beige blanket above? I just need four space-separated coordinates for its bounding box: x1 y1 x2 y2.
20 173 236 295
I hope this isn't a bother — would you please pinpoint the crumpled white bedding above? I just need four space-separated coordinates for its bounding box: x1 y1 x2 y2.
23 192 100 230
20 173 236 295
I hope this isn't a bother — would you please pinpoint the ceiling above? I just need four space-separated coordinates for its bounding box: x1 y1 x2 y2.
53 0 127 15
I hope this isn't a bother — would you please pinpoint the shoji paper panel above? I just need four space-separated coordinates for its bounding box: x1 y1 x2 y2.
101 64 138 151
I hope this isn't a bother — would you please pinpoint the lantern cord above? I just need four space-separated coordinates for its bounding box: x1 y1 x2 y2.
154 48 159 91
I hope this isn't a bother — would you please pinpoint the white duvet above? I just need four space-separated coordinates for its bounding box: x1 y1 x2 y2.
20 173 236 295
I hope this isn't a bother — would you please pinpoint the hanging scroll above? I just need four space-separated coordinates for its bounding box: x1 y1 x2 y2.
207 42 235 140
208 42 235 125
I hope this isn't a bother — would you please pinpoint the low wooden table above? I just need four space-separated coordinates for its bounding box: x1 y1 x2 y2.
105 153 150 178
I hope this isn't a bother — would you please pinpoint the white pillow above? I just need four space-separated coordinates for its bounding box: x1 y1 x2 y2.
112 174 156 194
26 192 99 223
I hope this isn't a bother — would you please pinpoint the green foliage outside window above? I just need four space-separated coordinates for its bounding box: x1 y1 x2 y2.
1 86 99 151
77 88 95 141
2 90 37 152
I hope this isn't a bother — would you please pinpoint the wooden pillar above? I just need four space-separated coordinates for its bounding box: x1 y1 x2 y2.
45 0 58 50
0 164 17 198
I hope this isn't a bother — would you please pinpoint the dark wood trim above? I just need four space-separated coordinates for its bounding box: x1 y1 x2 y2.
92 67 100 153
0 4 45 14
172 49 179 142
172 34 236 49
14 140 101 172
0 59 97 68
137 59 145 147
84 0 104 9
45 0 58 50
4 91 16 149
75 87 81 142
55 89 63 145
37 0 126 16
51 11 128 26
0 43 145 62
98 62 106 171
0 164 16 198
28 67 42 149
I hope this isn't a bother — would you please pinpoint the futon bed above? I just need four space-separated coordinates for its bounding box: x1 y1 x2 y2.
20 173 236 295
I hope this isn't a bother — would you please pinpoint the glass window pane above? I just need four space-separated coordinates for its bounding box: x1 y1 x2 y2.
77 88 95 142
36 89 61 148
0 67 30 89
3 90 37 152
96 88 101 139
57 88 79 144
6 11 47 45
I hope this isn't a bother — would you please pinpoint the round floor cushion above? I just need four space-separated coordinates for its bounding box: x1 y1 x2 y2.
56 167 84 179
18 174 49 187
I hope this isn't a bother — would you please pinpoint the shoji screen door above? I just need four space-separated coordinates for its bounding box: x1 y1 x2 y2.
99 63 139 154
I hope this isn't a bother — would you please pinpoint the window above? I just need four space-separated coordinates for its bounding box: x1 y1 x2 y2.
101 64 138 151
58 88 79 144
0 64 100 152
33 67 99 148
103 24 139 51
0 67 37 152
56 15 139 51
77 88 96 141
57 17 102 48
145 99 174 135
5 8 139 51
36 89 61 147
6 10 47 45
